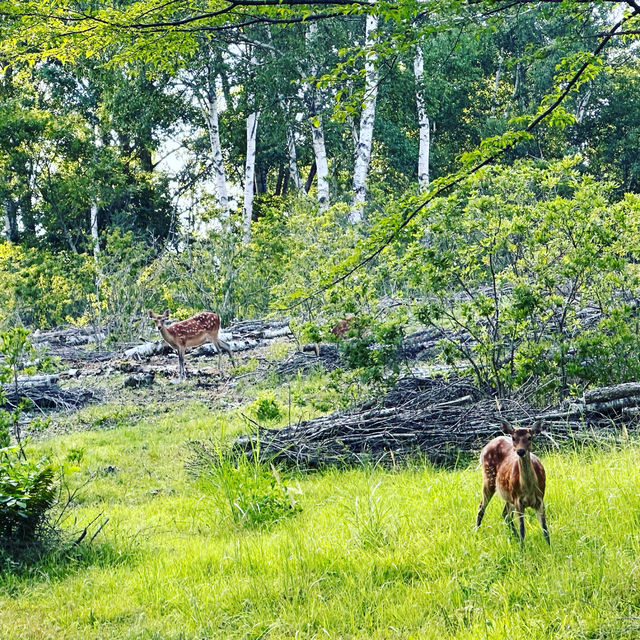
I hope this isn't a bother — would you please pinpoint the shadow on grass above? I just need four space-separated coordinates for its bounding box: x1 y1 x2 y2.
0 533 141 595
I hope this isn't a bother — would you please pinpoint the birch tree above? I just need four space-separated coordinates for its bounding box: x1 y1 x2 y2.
242 108 260 242
202 76 231 222
183 45 233 225
350 13 379 223
306 22 330 211
90 126 101 260
242 50 260 243
266 28 303 192
413 42 430 191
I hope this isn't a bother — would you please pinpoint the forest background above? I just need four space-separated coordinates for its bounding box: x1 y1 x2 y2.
0 0 639 402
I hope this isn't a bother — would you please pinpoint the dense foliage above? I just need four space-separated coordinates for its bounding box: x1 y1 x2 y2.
0 1 639 400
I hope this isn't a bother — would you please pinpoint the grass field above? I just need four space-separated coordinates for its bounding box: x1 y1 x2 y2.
2 384 640 640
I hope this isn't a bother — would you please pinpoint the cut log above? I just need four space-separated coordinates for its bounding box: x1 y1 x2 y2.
2 378 95 411
583 382 640 404
124 342 171 359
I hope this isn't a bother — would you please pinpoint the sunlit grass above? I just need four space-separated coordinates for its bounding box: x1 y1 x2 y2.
3 386 640 638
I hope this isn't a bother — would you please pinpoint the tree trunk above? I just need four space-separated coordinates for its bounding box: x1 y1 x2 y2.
91 125 101 261
490 52 504 116
204 85 232 223
286 125 302 191
306 22 330 212
350 13 379 223
275 165 285 196
305 160 317 194
413 42 430 191
3 200 19 242
90 202 100 259
242 109 260 243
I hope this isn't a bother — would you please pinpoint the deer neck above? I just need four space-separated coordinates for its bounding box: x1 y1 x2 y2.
517 452 537 493
158 324 177 348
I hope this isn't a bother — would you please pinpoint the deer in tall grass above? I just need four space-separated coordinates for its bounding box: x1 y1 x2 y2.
475 418 550 545
148 310 235 379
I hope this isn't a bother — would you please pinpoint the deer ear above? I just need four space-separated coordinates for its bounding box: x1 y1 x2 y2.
530 420 543 435
163 309 170 318
148 311 154 318
499 418 514 435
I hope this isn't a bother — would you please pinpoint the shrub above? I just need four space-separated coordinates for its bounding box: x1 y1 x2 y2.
338 312 406 386
410 158 640 398
190 442 301 529
0 453 56 543
0 242 94 328
251 393 283 423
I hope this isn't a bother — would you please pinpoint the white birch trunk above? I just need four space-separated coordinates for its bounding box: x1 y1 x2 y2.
204 86 231 222
286 126 302 191
491 52 504 116
309 115 329 211
91 124 101 260
242 110 260 243
306 22 330 211
350 13 379 223
90 202 100 260
413 43 430 192
264 26 302 193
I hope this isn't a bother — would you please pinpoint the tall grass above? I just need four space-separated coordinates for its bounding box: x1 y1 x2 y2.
1 401 640 639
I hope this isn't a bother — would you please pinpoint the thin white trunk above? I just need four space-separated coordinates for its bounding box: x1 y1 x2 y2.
309 115 329 211
204 86 231 222
91 124 101 260
265 27 302 193
350 13 379 223
576 86 592 123
306 22 330 211
286 126 302 191
491 52 504 116
414 43 430 192
242 110 260 243
90 202 100 260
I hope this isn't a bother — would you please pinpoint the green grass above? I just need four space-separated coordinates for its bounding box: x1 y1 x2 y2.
3 391 640 638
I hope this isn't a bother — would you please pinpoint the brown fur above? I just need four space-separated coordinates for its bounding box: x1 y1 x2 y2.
148 310 235 379
331 315 355 339
475 422 549 544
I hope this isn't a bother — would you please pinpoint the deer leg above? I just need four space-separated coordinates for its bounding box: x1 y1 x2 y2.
503 502 517 538
538 502 550 545
515 504 525 543
214 338 235 370
476 481 495 529
178 347 186 380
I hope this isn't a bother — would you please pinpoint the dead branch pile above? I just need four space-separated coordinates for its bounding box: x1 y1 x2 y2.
31 326 107 348
235 377 640 467
2 375 95 411
29 326 113 363
275 344 342 377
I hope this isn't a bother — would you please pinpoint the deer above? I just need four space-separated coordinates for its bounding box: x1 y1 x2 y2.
475 418 550 545
148 310 235 380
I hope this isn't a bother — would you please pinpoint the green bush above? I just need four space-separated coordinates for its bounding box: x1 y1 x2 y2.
0 242 94 328
410 158 640 398
0 453 56 542
252 393 283 423
339 313 406 385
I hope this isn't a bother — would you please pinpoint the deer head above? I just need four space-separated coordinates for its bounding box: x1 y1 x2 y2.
499 418 543 457
148 309 170 331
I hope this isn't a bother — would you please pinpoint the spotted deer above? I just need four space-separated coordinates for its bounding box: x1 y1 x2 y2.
148 310 235 379
475 419 550 544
